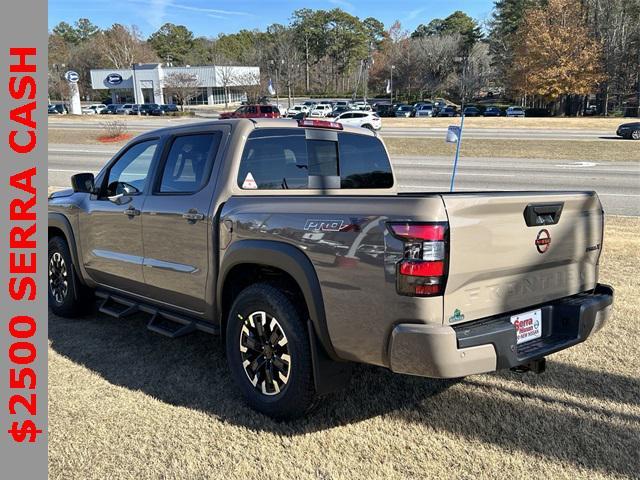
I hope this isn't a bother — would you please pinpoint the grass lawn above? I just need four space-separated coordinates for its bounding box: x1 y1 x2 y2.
48 128 640 162
384 137 640 162
48 216 639 480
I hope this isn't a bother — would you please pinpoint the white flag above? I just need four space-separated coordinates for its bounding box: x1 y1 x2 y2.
267 78 276 95
385 79 391 94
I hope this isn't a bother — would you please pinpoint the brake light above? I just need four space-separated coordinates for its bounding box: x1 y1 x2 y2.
388 222 449 297
297 119 344 130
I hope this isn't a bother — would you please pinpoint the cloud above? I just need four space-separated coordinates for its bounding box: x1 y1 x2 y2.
127 0 251 28
328 0 355 11
147 0 171 29
405 7 428 21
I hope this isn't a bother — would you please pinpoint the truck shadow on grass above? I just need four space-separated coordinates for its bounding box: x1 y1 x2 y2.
49 308 640 478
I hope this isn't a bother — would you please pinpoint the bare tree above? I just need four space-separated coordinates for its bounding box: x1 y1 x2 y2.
163 72 200 111
216 64 236 108
414 34 461 99
95 24 158 69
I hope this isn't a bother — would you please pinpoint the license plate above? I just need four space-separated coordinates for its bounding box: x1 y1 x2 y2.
510 309 542 345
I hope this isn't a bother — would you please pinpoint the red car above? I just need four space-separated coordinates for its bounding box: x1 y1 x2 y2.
218 104 281 119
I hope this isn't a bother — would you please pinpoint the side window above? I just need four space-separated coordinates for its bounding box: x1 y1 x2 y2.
262 106 274 114
105 139 158 196
238 129 308 189
338 133 394 189
246 106 257 114
158 133 221 193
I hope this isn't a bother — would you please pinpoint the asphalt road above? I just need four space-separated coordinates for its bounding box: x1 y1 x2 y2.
48 118 617 141
48 144 640 216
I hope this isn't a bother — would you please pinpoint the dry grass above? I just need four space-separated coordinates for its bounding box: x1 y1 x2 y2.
382 117 630 130
384 137 640 162
48 129 130 145
48 217 639 480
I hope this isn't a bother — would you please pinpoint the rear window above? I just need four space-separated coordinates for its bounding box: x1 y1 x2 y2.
237 129 393 190
261 106 275 113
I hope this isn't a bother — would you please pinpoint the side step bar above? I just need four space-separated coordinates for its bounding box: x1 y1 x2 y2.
95 290 219 338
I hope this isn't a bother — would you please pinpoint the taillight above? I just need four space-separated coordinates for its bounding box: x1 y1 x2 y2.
388 222 448 297
297 119 344 130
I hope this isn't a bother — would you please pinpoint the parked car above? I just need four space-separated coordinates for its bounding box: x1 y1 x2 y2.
374 104 396 117
437 106 458 117
352 102 372 112
101 104 122 115
463 106 481 117
616 122 640 140
138 103 160 116
394 105 414 117
49 117 614 420
48 103 67 114
330 106 350 117
82 104 107 115
334 100 352 109
285 105 309 117
309 104 333 117
415 104 435 118
150 104 180 116
116 104 135 115
584 105 598 116
219 104 281 119
334 111 382 131
506 106 525 117
483 106 502 117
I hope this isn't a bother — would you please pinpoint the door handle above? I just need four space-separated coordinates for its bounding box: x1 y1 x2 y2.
123 206 140 217
182 210 205 222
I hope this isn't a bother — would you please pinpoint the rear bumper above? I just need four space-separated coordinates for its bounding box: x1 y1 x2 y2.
388 284 614 378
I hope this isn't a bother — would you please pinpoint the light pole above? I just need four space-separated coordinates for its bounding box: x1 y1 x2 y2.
390 65 395 105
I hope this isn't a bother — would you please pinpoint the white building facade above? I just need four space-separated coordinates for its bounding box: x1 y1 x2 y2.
90 63 260 105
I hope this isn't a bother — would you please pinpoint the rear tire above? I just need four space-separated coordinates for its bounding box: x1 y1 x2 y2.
48 236 92 317
226 283 316 419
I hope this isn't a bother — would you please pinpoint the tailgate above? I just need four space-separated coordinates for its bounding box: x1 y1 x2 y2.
441 192 603 324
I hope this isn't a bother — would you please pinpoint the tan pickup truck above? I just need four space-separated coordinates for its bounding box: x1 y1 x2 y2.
49 118 614 418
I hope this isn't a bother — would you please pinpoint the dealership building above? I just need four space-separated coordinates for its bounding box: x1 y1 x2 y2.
90 63 260 105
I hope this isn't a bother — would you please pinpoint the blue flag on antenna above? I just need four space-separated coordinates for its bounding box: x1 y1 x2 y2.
267 78 276 95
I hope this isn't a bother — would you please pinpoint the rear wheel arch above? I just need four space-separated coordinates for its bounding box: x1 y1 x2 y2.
217 240 337 360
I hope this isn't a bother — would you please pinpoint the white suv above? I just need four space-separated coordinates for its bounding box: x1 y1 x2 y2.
82 104 107 115
286 105 310 117
310 104 333 117
334 111 382 131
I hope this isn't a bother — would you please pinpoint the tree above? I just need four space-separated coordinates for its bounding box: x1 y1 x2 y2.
52 21 80 45
510 0 605 113
488 0 539 94
582 0 640 115
163 72 200 111
291 9 330 93
95 24 158 69
413 34 461 98
75 18 100 42
148 23 195 65
413 11 482 50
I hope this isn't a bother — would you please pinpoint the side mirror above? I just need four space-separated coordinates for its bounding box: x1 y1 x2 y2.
71 173 95 193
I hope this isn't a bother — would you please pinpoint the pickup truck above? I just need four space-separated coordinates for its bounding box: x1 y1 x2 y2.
48 118 614 419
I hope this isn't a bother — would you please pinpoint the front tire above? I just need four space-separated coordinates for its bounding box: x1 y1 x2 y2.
631 129 640 140
226 283 316 419
48 236 91 317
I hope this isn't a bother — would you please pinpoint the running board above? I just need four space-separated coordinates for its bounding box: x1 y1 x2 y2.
95 290 219 338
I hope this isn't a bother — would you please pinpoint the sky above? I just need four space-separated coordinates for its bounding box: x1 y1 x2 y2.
48 0 495 38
